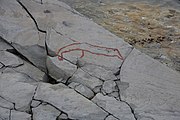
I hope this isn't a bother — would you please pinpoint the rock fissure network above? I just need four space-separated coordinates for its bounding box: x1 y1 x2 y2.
0 0 180 120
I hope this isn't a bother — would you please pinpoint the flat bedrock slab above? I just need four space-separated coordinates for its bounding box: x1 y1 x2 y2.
11 110 31 120
92 93 135 120
0 73 37 112
120 48 180 120
69 68 103 91
74 84 95 99
0 0 45 46
0 107 10 120
34 83 108 120
46 56 77 83
32 103 61 120
0 51 23 67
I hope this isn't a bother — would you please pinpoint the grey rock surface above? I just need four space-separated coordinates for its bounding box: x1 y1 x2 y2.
34 83 108 120
46 56 77 83
74 84 95 99
120 48 180 120
0 73 37 112
0 37 13 51
11 110 31 120
0 51 23 67
31 100 41 108
0 96 14 109
12 43 47 72
0 0 180 119
105 115 119 120
69 69 103 90
102 80 117 94
32 103 61 120
57 113 68 120
0 107 10 120
92 93 136 120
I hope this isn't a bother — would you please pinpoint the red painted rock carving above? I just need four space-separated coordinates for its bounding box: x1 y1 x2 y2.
57 42 124 61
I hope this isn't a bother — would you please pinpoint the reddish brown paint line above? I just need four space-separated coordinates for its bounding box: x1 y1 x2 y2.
57 43 123 61
56 32 124 61
58 48 123 61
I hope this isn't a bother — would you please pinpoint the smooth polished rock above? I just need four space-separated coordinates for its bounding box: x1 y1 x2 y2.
120 48 180 120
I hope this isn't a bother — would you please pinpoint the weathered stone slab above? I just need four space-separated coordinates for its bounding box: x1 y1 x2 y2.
105 115 118 120
74 84 95 99
0 96 14 109
69 69 103 91
81 64 118 81
120 48 180 120
0 107 10 120
0 37 13 51
14 60 47 82
12 43 47 72
0 73 37 112
32 103 61 120
57 113 68 120
34 83 108 120
46 56 77 83
31 100 41 108
92 93 135 120
102 80 117 94
0 0 45 46
0 63 3 69
11 110 31 120
0 51 23 67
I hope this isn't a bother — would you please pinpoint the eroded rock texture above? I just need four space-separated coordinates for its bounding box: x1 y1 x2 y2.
0 0 180 120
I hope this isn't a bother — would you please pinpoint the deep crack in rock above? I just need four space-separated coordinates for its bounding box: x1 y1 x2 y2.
16 0 46 33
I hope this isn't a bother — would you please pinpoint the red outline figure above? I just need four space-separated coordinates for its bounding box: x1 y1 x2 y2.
57 42 124 61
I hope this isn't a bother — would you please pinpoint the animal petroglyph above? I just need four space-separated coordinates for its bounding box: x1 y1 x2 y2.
57 42 124 61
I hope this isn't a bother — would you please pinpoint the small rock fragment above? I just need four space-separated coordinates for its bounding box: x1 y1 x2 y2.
0 51 23 67
0 107 10 120
11 110 31 120
31 100 41 108
105 115 118 120
0 73 37 112
69 69 103 90
57 113 68 120
75 84 95 99
32 103 61 120
0 96 14 109
92 93 135 120
102 80 117 94
46 56 77 83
